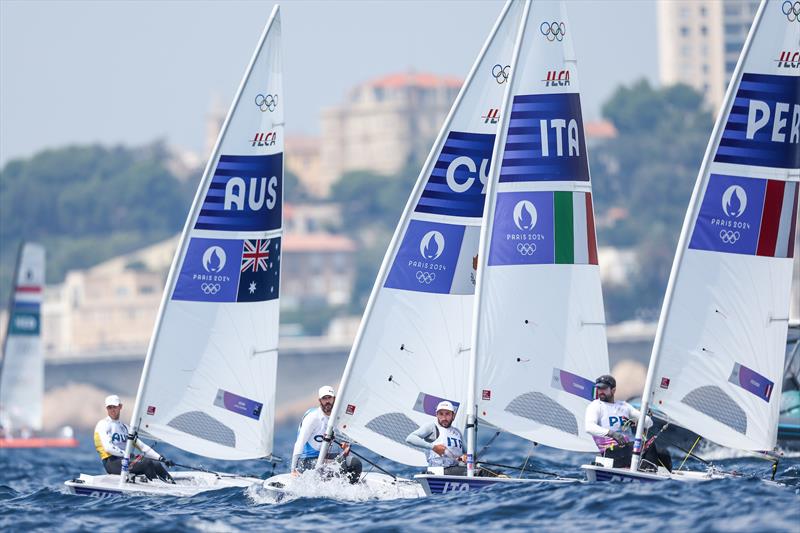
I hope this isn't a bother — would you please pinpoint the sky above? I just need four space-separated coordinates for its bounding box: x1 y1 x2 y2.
0 0 658 165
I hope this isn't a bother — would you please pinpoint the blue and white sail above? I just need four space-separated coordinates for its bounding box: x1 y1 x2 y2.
469 0 609 455
0 243 45 434
321 0 523 466
634 0 799 456
126 6 283 461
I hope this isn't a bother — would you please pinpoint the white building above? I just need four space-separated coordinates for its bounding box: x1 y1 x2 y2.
657 0 759 111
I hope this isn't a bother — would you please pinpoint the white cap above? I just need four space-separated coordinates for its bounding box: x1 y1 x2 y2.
318 386 335 399
436 400 455 413
104 394 122 407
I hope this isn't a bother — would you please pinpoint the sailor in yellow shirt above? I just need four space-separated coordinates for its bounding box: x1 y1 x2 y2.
94 395 174 483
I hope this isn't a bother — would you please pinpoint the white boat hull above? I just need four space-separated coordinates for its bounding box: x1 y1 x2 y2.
256 472 425 502
581 464 729 483
414 473 577 495
64 472 262 497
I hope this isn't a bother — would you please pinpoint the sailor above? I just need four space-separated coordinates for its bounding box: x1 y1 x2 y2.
94 394 175 483
584 375 672 472
290 386 362 483
405 401 468 475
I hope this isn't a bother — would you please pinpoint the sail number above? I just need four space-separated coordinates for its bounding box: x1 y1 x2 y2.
441 481 470 493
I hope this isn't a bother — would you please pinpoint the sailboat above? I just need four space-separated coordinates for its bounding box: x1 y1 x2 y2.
259 0 524 500
583 0 799 483
65 5 284 497
0 243 78 448
412 0 610 495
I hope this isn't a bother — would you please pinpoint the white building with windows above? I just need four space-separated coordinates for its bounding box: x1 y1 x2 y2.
657 0 759 111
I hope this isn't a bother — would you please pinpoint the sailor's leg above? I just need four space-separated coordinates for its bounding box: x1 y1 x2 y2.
603 444 633 468
342 456 362 484
103 457 122 475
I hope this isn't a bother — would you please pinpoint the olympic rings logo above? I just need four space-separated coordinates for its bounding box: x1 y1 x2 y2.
540 21 566 41
492 64 510 84
719 230 740 244
416 271 436 284
255 93 278 112
201 283 221 294
782 1 800 22
516 243 537 255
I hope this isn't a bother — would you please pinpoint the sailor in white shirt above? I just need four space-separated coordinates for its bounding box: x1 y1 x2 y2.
406 401 469 475
290 386 362 483
94 394 174 482
585 375 672 471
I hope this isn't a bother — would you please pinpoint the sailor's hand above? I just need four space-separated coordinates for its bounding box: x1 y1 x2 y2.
159 456 175 467
432 444 446 456
341 442 351 456
608 431 627 445
291 470 300 478
459 454 467 463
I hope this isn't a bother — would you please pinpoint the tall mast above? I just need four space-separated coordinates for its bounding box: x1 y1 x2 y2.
120 5 282 484
630 0 768 471
465 0 531 478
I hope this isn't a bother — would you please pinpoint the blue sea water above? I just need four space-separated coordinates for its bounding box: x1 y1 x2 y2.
2 423 799 532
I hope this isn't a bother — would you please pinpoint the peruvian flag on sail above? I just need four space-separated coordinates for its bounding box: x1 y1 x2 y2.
756 179 798 258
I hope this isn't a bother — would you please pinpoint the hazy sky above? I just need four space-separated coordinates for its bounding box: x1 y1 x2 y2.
0 0 658 165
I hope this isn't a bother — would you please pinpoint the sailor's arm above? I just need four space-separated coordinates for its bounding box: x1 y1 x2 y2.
584 402 609 437
626 403 653 429
405 422 437 451
290 415 316 472
134 438 162 461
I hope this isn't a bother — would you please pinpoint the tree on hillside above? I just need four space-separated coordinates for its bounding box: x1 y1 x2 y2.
0 142 190 304
588 80 714 321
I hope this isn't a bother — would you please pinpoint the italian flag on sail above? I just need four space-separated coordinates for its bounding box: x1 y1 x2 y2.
553 191 598 265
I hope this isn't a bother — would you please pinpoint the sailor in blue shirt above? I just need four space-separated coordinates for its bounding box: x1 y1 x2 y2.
290 386 362 483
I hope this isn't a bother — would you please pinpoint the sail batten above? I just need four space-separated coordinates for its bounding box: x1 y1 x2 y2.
634 0 799 457
125 6 283 461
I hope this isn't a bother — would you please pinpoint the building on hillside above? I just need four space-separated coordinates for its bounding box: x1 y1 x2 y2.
284 202 342 235
319 71 462 188
657 0 759 111
285 136 324 198
280 233 357 310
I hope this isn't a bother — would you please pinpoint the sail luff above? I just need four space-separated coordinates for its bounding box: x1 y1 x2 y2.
632 0 773 469
465 0 531 477
122 5 282 474
317 0 517 467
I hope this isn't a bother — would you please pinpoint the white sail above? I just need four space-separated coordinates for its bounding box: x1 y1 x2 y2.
325 0 523 466
0 243 45 433
471 0 608 453
640 0 799 452
127 7 283 460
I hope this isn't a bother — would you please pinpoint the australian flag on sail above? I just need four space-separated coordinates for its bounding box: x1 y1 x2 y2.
237 238 281 302
414 131 495 218
194 153 283 232
714 73 799 169
500 93 589 183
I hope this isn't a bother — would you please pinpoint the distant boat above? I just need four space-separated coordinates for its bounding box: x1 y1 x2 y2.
0 243 78 449
583 0 799 483
66 5 284 497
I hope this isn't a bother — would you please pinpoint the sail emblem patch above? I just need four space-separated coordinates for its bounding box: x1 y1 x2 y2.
660 377 670 390
345 404 356 415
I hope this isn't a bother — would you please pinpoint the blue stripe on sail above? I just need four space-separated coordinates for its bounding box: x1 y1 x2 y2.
413 131 494 218
714 73 799 169
194 153 283 232
12 301 40 312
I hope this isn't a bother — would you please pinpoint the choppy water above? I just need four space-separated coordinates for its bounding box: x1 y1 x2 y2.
2 423 799 532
